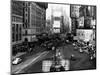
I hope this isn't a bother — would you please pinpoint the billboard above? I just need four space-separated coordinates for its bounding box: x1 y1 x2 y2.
76 29 93 42
78 16 84 27
53 21 60 28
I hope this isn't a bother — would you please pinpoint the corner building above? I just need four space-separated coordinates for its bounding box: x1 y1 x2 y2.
11 0 24 46
23 2 48 42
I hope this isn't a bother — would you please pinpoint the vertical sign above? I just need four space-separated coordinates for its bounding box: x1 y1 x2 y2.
78 16 84 27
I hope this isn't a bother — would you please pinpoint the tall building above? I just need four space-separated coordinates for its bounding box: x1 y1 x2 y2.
79 5 96 29
11 0 24 45
70 5 96 42
22 2 48 42
70 5 80 35
70 5 96 35
51 8 64 34
51 7 71 34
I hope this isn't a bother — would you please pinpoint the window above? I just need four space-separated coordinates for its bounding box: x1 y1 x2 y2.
16 24 18 32
16 24 19 41
12 24 15 42
12 16 14 22
19 25 22 40
26 8 27 11
25 30 28 35
26 13 27 17
23 24 24 28
25 19 28 28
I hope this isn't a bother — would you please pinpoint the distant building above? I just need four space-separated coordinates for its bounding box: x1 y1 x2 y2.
51 8 64 34
22 2 48 42
11 0 24 45
51 7 71 34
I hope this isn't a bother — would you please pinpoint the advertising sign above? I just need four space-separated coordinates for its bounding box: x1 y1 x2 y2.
78 16 84 27
76 29 93 42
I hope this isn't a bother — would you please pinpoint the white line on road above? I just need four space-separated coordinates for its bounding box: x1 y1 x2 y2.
15 51 49 74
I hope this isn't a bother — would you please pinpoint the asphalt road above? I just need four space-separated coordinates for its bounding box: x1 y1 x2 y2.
16 43 96 74
18 50 55 74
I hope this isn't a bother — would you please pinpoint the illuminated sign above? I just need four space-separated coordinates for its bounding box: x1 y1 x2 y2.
77 29 93 42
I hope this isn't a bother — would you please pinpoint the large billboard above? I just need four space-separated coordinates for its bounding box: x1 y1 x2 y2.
53 21 60 28
76 29 93 42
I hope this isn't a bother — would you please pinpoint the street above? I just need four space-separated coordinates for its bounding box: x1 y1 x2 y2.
12 42 96 74
11 1 96 74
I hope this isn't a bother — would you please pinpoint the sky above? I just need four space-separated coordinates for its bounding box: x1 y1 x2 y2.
46 3 70 20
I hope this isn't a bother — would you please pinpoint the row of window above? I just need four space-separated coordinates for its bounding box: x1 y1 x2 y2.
23 2 46 34
24 29 41 35
12 24 22 42
12 2 23 16
12 16 23 22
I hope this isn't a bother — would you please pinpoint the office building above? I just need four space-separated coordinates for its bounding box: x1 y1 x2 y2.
11 0 24 45
22 2 48 42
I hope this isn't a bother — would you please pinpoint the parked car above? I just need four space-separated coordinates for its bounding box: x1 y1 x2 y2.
12 57 22 65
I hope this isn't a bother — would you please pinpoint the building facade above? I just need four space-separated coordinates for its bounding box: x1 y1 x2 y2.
70 5 81 35
51 8 64 34
22 2 48 42
11 0 24 45
70 5 96 35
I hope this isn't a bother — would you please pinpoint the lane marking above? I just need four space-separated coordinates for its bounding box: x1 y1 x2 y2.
15 51 49 73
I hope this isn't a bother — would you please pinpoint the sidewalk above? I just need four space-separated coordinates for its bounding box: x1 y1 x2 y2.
12 51 49 74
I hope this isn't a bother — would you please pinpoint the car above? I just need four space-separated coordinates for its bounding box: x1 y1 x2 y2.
79 48 83 53
12 57 22 65
46 43 54 50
